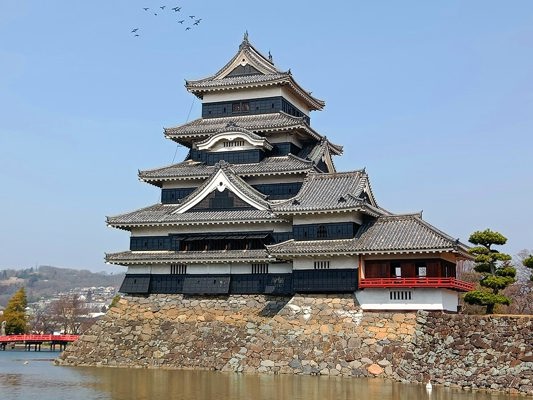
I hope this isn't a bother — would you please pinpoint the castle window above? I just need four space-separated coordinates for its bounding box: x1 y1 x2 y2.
314 261 330 270
317 225 327 239
223 140 245 148
171 263 187 275
389 290 412 301
232 101 250 113
252 263 268 274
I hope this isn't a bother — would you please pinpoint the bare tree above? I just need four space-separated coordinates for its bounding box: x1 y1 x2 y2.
29 304 55 334
502 282 533 315
49 294 86 334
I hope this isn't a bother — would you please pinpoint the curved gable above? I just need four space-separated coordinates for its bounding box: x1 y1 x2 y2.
174 164 269 213
195 125 272 152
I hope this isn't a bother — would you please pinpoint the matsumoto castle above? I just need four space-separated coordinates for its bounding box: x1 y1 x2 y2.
106 34 473 312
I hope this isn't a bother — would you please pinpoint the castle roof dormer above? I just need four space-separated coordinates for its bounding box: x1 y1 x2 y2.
194 122 273 152
185 33 325 111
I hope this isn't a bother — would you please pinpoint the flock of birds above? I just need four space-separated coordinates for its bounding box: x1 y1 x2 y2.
131 5 202 37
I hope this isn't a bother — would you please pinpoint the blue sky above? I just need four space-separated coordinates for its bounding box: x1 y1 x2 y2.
1 1 532 272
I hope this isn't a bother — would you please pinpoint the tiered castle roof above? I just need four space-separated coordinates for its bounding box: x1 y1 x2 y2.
185 32 325 111
106 34 470 268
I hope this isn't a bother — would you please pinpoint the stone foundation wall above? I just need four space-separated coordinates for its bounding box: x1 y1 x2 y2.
59 294 414 378
58 294 533 396
395 311 533 394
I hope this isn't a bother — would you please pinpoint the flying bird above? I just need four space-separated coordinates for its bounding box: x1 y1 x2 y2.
193 19 201 25
178 20 185 24
160 6 166 10
172 6 181 12
134 34 140 37
143 7 149 11
185 27 191 30
131 28 139 33
189 15 195 19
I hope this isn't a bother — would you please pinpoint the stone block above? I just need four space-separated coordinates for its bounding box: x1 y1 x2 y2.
367 363 384 375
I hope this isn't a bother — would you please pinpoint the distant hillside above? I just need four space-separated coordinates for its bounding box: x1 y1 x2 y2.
0 265 124 307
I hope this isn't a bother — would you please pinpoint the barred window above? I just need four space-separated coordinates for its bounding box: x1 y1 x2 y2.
389 290 412 301
252 263 268 274
223 140 245 148
313 261 330 270
170 263 187 275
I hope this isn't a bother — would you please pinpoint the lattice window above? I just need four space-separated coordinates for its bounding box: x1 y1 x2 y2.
389 290 412 301
170 263 187 275
317 225 328 238
223 140 245 148
314 261 330 270
252 264 268 274
252 263 269 274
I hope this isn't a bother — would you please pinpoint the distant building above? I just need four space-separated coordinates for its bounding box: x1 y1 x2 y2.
106 34 473 312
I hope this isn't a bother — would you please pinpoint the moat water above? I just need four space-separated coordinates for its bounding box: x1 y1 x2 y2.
0 350 515 400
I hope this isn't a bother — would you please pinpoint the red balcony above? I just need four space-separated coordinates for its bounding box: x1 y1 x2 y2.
359 277 474 292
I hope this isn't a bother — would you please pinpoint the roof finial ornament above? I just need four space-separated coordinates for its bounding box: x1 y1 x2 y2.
239 31 249 50
268 50 273 62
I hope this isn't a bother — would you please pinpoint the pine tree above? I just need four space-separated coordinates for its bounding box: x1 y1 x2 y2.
464 229 516 314
523 255 533 281
2 287 28 334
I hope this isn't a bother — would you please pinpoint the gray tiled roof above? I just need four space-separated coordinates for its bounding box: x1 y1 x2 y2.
187 73 290 89
354 214 465 253
107 204 284 227
267 214 469 256
185 36 324 110
106 249 271 265
187 73 324 110
267 238 359 256
272 171 377 213
110 162 293 228
191 34 281 82
164 112 322 143
139 156 314 183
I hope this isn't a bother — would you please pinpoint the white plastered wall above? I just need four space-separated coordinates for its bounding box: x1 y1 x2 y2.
293 213 364 225
292 256 357 270
162 179 204 189
355 288 459 312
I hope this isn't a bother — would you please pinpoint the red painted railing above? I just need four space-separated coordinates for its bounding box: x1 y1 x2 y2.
0 334 79 343
359 277 475 292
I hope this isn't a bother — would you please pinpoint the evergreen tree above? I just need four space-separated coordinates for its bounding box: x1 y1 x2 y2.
2 287 28 334
523 255 533 281
464 229 516 314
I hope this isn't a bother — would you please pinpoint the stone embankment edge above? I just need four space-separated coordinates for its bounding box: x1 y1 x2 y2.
56 294 533 396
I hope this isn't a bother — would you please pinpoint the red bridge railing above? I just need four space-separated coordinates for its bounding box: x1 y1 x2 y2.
0 334 79 343
359 277 475 292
